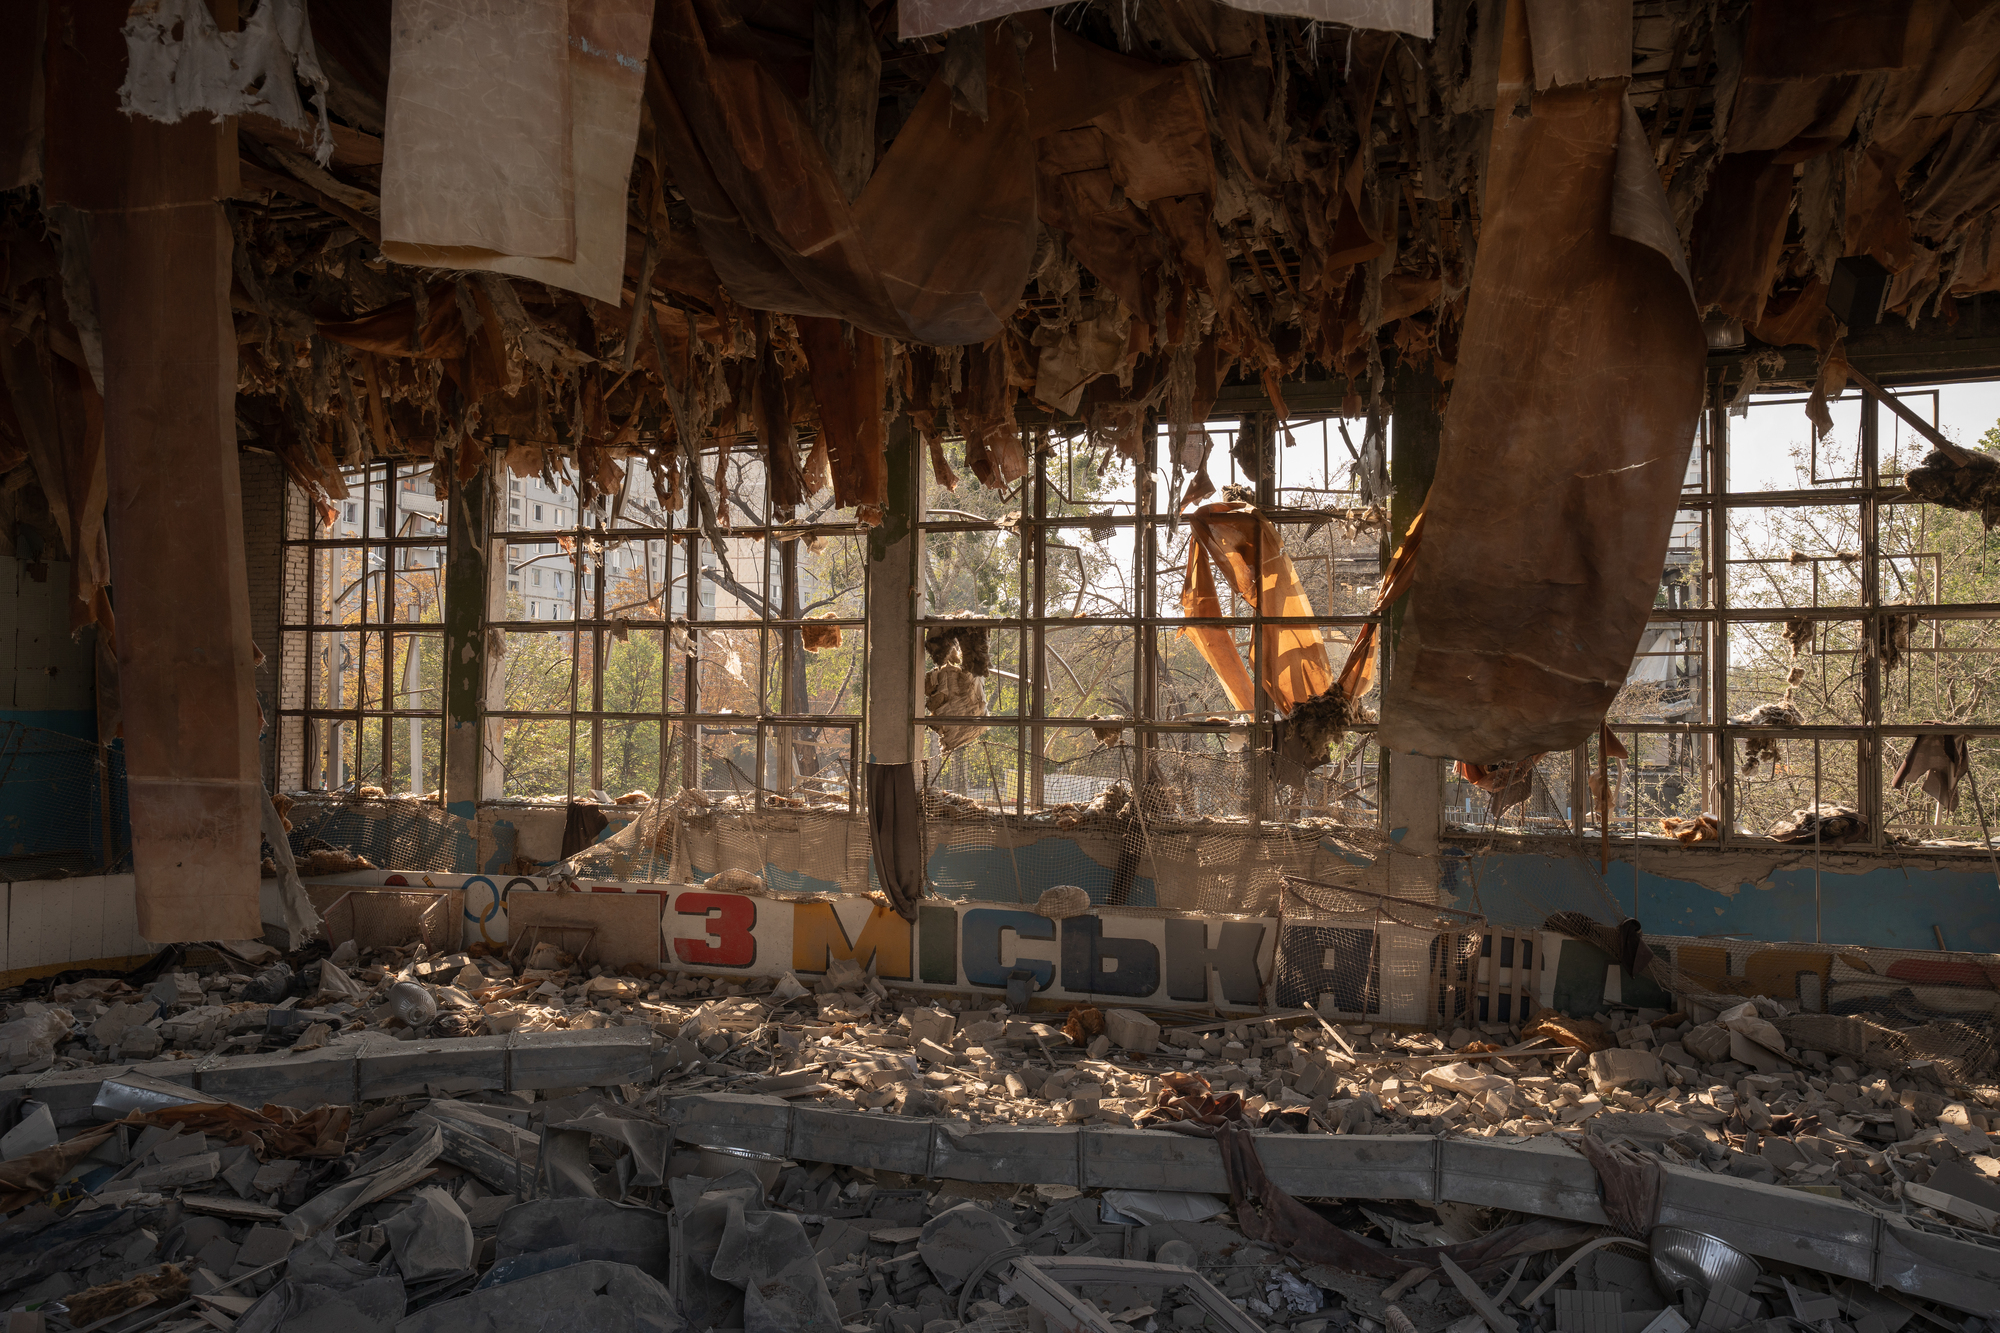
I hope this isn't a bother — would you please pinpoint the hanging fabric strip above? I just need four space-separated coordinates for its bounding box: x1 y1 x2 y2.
1179 501 1335 715
898 1 1432 41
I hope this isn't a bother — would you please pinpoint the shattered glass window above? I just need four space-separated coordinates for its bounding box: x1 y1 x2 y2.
1559 378 2000 853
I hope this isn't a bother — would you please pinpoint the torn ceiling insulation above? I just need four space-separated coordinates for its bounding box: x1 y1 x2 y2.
6 0 2000 770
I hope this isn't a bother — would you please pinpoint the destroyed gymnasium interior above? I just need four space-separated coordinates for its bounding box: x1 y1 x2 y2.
12 1 2000 1332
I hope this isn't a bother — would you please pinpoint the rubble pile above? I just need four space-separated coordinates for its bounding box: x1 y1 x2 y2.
3 947 2000 1331
0 1070 1992 1333
8 953 2000 1216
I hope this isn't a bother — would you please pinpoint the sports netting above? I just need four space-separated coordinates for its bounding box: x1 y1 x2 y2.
282 793 469 874
557 737 1398 914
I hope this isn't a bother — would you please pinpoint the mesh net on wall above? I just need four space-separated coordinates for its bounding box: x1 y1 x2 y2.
282 794 466 874
0 722 129 881
553 790 870 892
1273 876 1488 1020
918 738 1400 915
555 740 1397 919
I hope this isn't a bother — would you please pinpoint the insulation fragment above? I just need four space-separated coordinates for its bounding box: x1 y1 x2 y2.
119 0 333 165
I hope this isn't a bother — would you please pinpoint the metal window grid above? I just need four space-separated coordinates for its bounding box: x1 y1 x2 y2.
914 417 1391 826
278 461 448 795
1455 372 2000 875
480 439 868 808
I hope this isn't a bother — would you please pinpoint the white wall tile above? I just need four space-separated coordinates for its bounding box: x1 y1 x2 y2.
5 879 48 970
100 874 146 955
67 877 106 963
0 876 147 971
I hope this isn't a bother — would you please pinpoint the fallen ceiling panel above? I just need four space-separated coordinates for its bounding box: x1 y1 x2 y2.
379 0 573 263
1380 1 1706 765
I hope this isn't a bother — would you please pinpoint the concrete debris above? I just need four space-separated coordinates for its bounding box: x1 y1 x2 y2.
1100 1190 1227 1226
1587 1049 1663 1093
1033 886 1092 920
1 1008 74 1076
4 947 2000 1333
398 1260 676 1332
382 1188 473 1281
0 1106 56 1163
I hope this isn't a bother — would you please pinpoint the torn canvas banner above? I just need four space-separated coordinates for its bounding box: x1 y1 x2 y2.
1379 2 1703 764
1522 0 1631 90
380 0 655 305
0 1 43 191
900 0 1431 40
120 0 333 165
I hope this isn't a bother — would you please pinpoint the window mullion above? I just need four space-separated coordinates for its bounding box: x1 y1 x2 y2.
681 528 700 796
1249 413 1270 827
383 465 397 796
1861 392 1883 850
1711 375 1734 846
586 529 602 797
1029 432 1047 812
1137 419 1157 807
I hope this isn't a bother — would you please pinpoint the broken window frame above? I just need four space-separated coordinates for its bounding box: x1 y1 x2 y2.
915 415 1389 826
278 461 448 796
480 439 869 808
1482 375 2000 857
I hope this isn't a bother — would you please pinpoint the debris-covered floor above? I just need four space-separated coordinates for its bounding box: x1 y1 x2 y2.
2 941 1998 1332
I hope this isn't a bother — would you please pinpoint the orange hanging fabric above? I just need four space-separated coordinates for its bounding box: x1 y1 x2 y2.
1179 501 1335 714
1334 509 1425 705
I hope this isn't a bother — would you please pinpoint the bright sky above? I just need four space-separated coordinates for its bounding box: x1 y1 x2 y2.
1728 379 2000 492
1143 378 2000 506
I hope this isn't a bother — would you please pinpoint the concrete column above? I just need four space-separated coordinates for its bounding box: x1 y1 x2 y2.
1383 360 1444 891
48 0 261 941
864 417 922 767
1388 361 1441 650
89 210 260 941
443 454 496 821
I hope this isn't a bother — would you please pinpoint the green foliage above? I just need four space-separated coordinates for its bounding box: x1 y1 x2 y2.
1727 420 2000 842
491 454 868 801
311 547 445 794
920 434 1138 771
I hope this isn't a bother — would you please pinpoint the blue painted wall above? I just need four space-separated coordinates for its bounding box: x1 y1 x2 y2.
1444 847 2000 953
0 559 127 876
0 708 95 739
